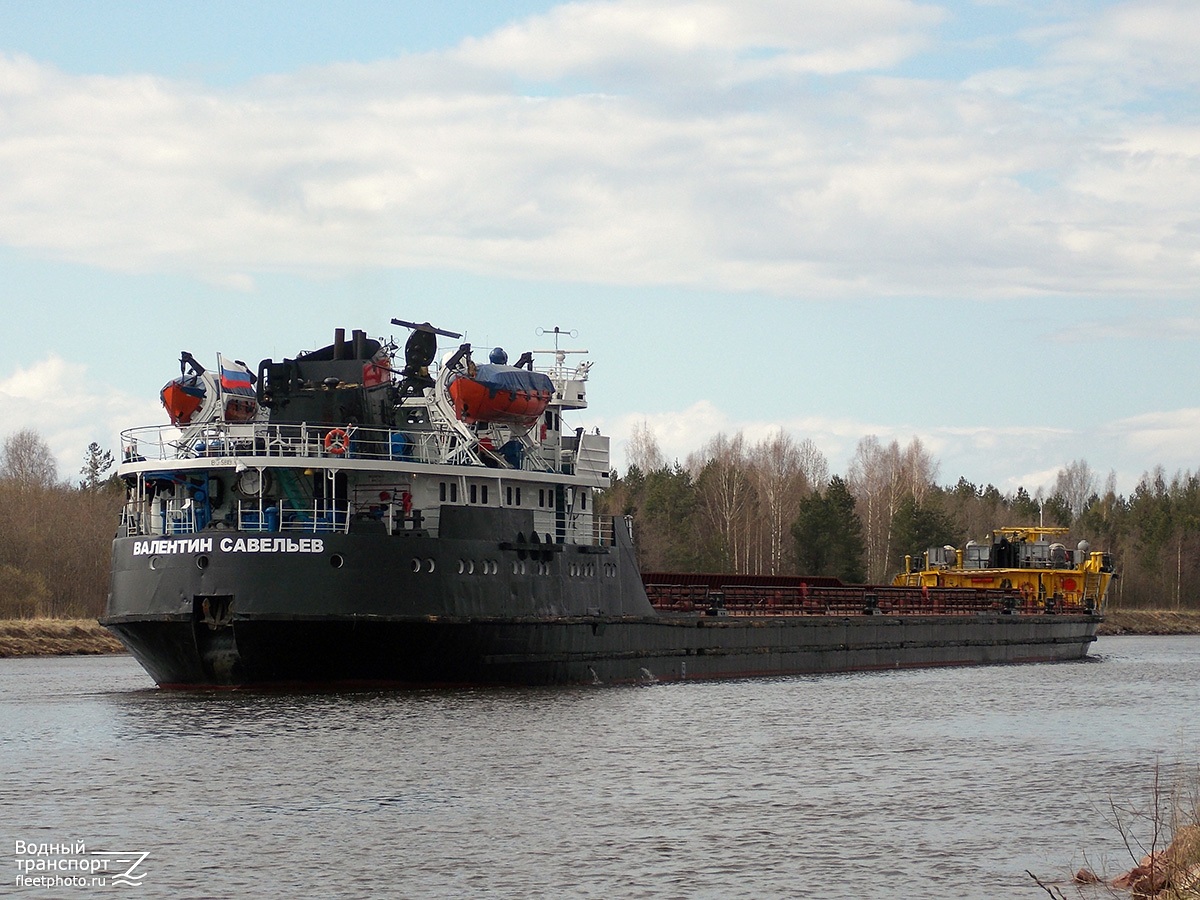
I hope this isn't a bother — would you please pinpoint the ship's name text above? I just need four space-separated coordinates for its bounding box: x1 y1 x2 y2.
132 537 326 556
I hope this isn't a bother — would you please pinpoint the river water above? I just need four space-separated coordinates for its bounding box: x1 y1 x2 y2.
2 636 1198 899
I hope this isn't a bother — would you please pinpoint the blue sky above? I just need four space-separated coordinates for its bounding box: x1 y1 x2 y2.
1 0 1197 496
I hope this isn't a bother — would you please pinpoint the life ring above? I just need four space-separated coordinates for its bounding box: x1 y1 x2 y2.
324 428 350 455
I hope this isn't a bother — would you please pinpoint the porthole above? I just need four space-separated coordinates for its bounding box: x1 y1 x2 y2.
330 554 345 569
196 555 210 570
425 558 436 573
458 559 466 575
149 556 161 570
411 558 421 573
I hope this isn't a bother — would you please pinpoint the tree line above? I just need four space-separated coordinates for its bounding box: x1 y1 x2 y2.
598 424 1200 609
0 430 123 618
1 423 1197 617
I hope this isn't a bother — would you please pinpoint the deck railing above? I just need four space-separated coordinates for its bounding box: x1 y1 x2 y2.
121 422 463 466
119 421 610 480
644 581 1095 616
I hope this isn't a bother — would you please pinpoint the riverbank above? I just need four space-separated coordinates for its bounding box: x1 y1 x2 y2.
0 619 125 657
1097 609 1200 635
1 610 1198 657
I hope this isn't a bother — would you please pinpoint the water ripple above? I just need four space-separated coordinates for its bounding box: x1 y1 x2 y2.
1 638 1198 898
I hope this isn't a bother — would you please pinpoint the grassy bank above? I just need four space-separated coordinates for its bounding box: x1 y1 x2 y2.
1098 609 1200 636
0 618 125 657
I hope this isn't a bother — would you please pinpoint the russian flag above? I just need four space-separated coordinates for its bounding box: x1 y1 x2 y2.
218 355 256 396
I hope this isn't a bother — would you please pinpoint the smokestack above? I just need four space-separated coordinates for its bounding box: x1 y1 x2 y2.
333 328 346 360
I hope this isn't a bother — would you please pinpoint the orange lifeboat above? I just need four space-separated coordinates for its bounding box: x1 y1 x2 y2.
161 377 207 426
448 364 554 427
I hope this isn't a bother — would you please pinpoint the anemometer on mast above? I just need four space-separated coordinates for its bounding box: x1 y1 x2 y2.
535 326 589 379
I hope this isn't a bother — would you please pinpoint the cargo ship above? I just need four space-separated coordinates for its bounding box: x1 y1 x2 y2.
101 320 1108 687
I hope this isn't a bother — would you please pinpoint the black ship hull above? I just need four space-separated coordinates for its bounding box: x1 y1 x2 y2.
103 613 1099 688
102 526 1099 688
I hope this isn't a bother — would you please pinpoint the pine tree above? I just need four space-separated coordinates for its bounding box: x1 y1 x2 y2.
792 475 866 582
79 442 115 491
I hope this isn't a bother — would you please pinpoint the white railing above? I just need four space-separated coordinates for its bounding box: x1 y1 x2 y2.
120 422 473 467
119 419 602 478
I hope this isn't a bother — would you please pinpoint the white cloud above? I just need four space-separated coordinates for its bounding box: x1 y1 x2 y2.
453 0 942 81
1050 1 1200 90
1046 315 1200 343
1106 407 1200 470
0 1 1198 298
598 402 1200 498
0 356 163 482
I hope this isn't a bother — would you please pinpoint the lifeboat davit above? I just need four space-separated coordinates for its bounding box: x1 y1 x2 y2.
448 364 554 427
161 354 259 426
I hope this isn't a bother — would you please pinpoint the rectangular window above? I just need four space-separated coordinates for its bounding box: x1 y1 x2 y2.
469 484 478 504
439 482 447 502
450 483 458 503
538 488 545 507
580 490 587 510
506 486 513 506
516 487 521 505
481 485 488 504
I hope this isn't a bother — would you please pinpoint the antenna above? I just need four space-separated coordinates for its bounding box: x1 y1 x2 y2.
536 326 579 352
391 319 463 340
534 326 587 358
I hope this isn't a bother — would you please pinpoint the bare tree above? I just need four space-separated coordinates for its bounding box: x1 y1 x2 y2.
626 420 666 473
1053 459 1098 521
749 430 809 574
1 429 59 490
848 436 902 582
849 436 941 581
796 438 830 493
689 432 754 572
902 437 939 505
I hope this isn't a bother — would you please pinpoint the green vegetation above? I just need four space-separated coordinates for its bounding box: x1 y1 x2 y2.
791 476 865 582
598 425 1200 609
